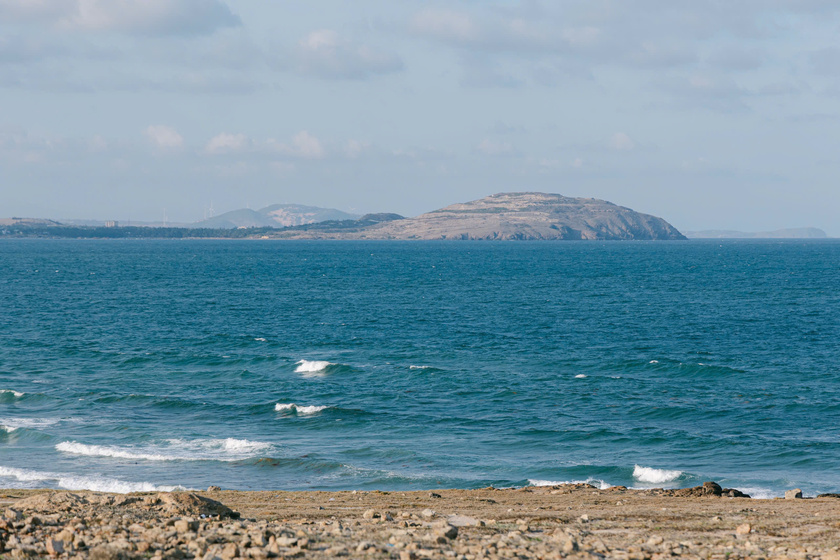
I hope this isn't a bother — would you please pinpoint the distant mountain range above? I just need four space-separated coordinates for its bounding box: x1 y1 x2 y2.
684 228 828 239
191 204 359 229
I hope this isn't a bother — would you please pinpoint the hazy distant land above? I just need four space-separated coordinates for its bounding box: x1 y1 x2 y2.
2 193 828 241
684 227 828 239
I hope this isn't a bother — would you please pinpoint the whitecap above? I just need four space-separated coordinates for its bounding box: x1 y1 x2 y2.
0 465 181 494
574 374 587 379
529 478 611 490
274 403 329 415
296 405 328 415
295 359 333 374
409 365 431 370
633 465 683 484
56 437 275 462
0 418 59 432
254 337 267 342
0 390 24 398
649 360 659 364
734 486 777 500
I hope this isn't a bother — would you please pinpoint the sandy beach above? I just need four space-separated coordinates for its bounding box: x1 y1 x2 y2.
1 483 839 559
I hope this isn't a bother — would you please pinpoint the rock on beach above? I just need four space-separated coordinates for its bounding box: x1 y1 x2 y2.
0 483 837 560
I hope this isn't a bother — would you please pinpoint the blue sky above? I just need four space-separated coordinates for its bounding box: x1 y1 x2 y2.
1 0 840 233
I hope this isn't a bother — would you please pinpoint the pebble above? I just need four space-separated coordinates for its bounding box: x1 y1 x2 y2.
736 523 752 535
0 485 836 560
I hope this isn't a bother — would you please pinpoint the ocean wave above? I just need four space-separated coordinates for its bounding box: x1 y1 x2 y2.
574 374 587 379
274 403 329 415
0 465 182 494
0 418 59 432
633 465 683 484
529 478 612 490
294 359 334 374
0 389 24 399
56 438 276 462
736 486 777 500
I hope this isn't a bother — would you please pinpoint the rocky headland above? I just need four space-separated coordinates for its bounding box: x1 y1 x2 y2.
273 192 686 241
2 483 840 560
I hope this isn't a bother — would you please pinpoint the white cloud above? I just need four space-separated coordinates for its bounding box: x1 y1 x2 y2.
0 0 240 36
410 9 478 44
608 132 635 151
344 139 369 159
269 131 324 159
145 125 183 149
572 157 584 168
205 132 247 154
477 139 515 156
294 29 402 80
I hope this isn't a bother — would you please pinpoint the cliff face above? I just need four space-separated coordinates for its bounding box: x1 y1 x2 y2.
363 192 686 240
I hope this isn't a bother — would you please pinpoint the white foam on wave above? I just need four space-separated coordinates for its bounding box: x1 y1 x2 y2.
274 403 329 415
409 365 431 370
575 374 587 379
633 465 683 484
0 465 182 494
0 418 59 432
254 337 267 342
56 437 275 462
529 478 612 490
295 359 333 374
735 487 777 500
0 389 24 398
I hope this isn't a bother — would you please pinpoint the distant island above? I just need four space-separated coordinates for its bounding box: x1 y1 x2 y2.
1 192 686 240
684 228 828 239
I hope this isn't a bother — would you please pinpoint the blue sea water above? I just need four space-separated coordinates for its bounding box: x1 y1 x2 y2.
1 239 839 498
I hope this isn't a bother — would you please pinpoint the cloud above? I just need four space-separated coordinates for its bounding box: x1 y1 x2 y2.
269 131 325 159
205 132 248 154
410 9 479 45
145 125 183 149
293 29 403 80
608 133 635 151
476 139 515 156
0 0 240 36
344 139 369 159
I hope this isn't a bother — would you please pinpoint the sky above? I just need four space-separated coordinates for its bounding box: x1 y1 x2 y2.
1 0 840 234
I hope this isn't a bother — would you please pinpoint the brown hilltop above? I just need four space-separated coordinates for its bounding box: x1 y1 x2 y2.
269 192 682 240
363 192 685 240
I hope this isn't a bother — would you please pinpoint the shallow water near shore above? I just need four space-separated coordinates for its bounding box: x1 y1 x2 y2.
1 239 839 497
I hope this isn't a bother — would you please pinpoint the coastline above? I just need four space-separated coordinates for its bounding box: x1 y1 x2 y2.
2 483 839 559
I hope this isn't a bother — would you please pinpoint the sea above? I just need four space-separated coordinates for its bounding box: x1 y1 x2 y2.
1 239 838 498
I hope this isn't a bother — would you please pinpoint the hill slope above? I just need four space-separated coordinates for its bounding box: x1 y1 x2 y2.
192 204 359 229
363 192 685 240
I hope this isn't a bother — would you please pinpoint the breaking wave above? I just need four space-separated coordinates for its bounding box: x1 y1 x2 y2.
529 478 612 490
274 403 329 415
633 465 683 484
0 418 59 432
56 438 276 462
0 465 182 494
